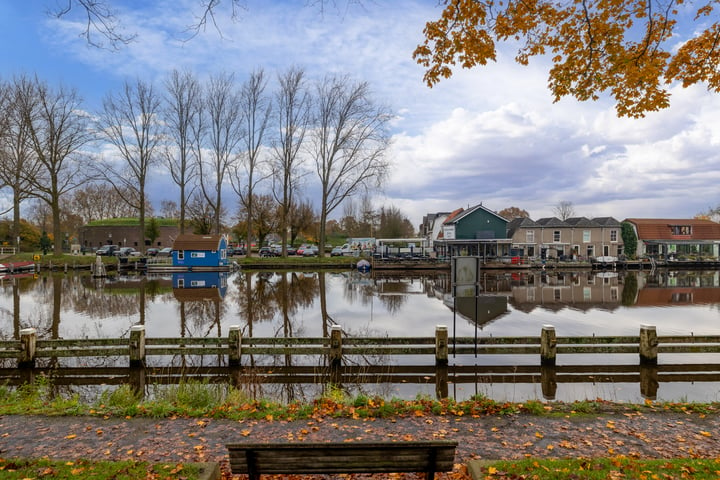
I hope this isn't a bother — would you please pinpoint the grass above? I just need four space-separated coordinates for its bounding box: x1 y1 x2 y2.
0 458 208 479
479 457 720 479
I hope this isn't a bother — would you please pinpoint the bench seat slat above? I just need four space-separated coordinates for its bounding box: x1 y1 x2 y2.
227 441 457 478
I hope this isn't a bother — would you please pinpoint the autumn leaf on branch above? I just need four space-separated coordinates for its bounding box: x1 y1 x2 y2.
414 0 720 117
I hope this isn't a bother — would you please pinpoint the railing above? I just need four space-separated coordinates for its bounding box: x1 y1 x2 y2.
0 247 16 256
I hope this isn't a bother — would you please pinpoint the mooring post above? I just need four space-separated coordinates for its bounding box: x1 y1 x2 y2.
639 324 658 365
540 365 557 400
540 325 557 366
435 325 448 366
228 325 242 366
129 325 146 368
329 325 342 368
19 327 36 368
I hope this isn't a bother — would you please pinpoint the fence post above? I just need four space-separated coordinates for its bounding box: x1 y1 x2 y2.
19 328 36 368
639 324 658 365
228 325 242 366
540 365 557 400
435 325 448 366
540 325 556 366
129 325 146 368
330 326 343 368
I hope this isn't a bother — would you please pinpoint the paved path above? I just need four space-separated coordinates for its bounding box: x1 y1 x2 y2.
1 411 719 477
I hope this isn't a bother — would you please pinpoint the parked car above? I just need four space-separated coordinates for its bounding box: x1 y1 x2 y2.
146 248 159 256
259 247 277 257
302 245 319 257
157 247 173 257
96 245 118 256
330 246 343 256
115 247 138 257
234 246 246 256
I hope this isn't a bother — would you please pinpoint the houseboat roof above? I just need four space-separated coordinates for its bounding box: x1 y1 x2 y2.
172 234 225 251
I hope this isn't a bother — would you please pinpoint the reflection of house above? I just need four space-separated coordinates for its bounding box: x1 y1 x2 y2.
172 272 228 301
624 218 720 258
171 234 229 269
433 204 511 258
508 216 623 259
445 295 509 328
509 272 622 312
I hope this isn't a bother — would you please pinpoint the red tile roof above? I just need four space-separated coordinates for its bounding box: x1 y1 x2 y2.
625 218 720 241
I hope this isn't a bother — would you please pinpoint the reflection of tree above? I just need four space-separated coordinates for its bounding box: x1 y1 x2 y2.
622 273 638 306
180 298 225 337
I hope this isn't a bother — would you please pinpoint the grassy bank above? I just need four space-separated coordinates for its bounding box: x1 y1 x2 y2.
1 377 717 420
3 252 359 269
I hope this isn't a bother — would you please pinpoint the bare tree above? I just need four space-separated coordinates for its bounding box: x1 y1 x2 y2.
196 72 244 234
310 75 391 256
230 69 272 253
0 76 42 248
97 78 162 252
20 76 93 255
163 69 201 234
553 201 576 221
289 198 316 246
64 183 140 223
272 67 311 254
160 199 180 219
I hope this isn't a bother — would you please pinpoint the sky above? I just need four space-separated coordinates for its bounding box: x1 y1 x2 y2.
2 0 720 229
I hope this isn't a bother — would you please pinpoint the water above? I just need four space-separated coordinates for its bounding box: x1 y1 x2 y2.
1 268 720 403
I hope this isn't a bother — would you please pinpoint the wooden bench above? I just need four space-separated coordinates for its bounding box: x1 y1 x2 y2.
226 440 458 480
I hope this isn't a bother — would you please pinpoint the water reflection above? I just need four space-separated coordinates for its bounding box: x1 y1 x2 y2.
2 269 720 403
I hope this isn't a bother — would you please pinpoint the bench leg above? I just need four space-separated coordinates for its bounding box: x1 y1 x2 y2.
245 450 259 480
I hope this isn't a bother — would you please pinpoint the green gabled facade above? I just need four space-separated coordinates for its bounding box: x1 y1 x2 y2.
442 204 508 240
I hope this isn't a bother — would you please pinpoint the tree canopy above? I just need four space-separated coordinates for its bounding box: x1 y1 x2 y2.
414 0 720 117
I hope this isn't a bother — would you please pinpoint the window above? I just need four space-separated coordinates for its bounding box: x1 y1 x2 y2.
553 230 560 242
554 288 561 301
526 230 535 243
671 225 692 235
178 251 184 260
583 230 591 242
190 252 206 259
610 230 618 242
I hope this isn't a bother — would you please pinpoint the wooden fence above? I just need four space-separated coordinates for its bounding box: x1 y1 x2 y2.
3 323 720 400
5 324 720 369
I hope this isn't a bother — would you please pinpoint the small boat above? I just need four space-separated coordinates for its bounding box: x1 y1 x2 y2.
356 259 371 273
0 261 36 274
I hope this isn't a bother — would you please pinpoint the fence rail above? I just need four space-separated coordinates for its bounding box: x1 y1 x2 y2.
4 324 720 369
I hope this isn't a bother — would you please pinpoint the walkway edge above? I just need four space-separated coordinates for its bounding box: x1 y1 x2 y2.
467 459 496 480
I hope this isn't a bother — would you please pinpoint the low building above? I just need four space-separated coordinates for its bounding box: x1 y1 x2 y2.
171 234 229 269
79 220 179 252
623 218 720 259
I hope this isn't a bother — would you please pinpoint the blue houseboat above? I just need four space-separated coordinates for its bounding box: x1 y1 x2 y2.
171 234 230 271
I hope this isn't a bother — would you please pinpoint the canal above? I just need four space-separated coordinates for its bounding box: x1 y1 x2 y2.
1 268 719 404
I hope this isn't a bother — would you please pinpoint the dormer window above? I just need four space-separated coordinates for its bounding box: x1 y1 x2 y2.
670 225 691 235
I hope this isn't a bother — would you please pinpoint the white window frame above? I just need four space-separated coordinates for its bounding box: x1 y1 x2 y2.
583 230 591 243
